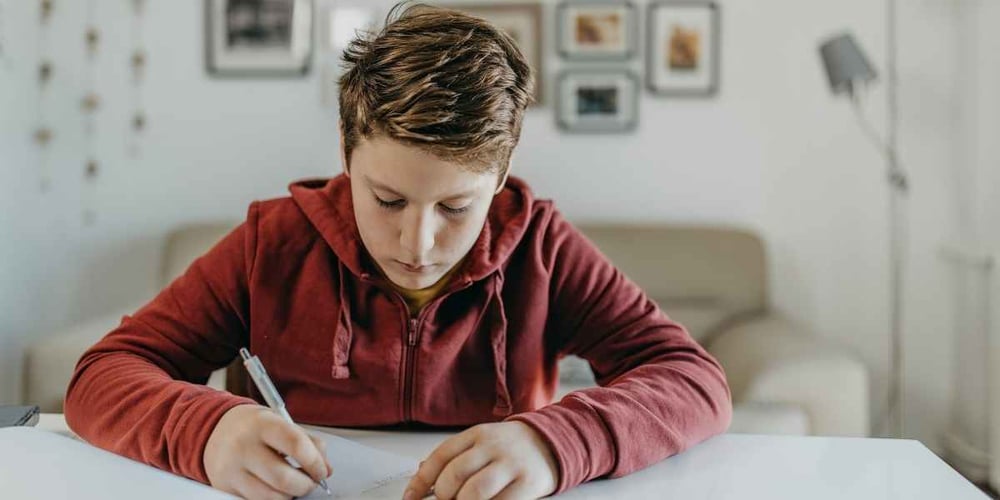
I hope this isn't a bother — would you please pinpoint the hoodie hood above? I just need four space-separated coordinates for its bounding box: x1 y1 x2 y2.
288 174 534 416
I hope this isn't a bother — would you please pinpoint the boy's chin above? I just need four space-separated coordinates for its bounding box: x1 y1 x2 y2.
386 272 440 291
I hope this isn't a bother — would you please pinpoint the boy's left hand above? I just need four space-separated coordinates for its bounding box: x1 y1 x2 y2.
403 421 558 500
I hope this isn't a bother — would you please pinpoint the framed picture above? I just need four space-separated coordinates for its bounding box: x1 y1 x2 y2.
445 3 544 105
318 4 381 106
557 1 636 60
321 5 379 54
205 0 313 77
557 70 638 133
646 2 720 96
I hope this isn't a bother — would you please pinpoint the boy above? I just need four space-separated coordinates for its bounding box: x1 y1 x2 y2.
65 4 732 499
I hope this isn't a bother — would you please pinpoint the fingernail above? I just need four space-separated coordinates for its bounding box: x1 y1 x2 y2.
402 489 416 500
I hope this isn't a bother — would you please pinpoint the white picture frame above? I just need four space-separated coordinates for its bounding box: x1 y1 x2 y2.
646 1 720 96
557 70 638 133
558 1 636 61
205 0 313 77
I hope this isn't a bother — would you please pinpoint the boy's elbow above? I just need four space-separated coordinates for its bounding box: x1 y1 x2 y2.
62 347 110 438
701 350 734 435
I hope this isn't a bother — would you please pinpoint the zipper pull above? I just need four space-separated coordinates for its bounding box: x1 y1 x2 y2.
408 318 418 346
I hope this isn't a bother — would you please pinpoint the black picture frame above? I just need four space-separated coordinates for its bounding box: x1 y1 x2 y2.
556 69 639 133
646 1 720 96
557 1 637 61
205 0 314 78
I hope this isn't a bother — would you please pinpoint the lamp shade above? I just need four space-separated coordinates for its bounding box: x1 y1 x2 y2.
819 33 877 95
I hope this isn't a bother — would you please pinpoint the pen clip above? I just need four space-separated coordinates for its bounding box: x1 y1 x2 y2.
240 348 286 410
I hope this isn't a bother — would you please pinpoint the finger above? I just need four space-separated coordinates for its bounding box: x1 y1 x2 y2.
433 448 493 500
259 418 329 484
308 433 333 477
405 428 479 498
235 470 290 500
456 461 517 500
245 446 317 498
493 477 535 500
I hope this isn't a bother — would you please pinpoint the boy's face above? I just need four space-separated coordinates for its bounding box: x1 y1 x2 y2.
344 135 506 290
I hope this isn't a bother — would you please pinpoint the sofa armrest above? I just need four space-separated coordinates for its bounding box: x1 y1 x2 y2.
706 313 870 437
23 310 128 412
22 307 227 412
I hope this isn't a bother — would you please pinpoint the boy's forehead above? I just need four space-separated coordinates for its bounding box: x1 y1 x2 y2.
362 173 481 200
354 136 497 199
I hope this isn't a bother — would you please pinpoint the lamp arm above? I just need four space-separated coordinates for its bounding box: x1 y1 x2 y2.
849 92 909 193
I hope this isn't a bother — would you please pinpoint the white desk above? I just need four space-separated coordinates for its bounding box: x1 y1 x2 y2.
15 414 990 499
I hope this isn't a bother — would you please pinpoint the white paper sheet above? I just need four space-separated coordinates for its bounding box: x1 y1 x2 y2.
300 429 418 499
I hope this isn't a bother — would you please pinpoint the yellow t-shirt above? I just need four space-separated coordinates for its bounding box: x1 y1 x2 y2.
388 261 464 315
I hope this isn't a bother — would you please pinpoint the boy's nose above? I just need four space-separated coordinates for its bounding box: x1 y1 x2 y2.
400 209 435 259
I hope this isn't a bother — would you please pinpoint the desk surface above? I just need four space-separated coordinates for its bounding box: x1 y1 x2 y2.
22 414 989 499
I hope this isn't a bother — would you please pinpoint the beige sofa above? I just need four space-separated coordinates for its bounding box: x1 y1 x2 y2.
23 222 870 437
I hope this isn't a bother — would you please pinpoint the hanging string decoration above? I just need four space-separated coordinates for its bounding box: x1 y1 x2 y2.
128 0 146 157
34 0 55 191
81 0 100 224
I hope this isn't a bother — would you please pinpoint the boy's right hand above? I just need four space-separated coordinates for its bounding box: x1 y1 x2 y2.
204 404 333 500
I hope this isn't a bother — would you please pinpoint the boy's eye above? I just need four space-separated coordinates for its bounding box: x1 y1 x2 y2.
439 203 470 215
374 195 469 216
374 196 405 209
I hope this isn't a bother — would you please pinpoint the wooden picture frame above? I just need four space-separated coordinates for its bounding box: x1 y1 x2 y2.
445 3 545 106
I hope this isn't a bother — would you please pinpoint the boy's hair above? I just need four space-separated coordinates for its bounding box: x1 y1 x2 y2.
338 2 534 176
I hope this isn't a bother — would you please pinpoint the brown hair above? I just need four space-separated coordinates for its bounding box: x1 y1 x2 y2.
338 2 534 175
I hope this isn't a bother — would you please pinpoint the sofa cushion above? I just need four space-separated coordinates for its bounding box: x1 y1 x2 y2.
575 224 768 324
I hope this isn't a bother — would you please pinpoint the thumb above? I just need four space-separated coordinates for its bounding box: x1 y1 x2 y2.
309 434 333 477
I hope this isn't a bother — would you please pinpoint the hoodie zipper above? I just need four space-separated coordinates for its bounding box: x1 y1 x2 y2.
403 317 420 422
387 278 475 423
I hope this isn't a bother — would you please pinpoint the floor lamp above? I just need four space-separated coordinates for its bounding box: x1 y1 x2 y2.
818 32 909 439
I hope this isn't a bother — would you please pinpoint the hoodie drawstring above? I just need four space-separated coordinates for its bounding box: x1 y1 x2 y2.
331 262 353 379
487 272 513 417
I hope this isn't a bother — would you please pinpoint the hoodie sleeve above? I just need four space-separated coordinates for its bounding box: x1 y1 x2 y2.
506 210 733 494
63 204 262 484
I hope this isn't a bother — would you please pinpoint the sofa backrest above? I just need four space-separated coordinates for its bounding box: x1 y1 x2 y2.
161 222 768 344
161 223 238 287
575 224 768 343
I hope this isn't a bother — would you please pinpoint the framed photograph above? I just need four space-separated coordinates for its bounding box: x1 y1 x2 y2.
321 5 379 54
445 3 544 105
557 70 638 133
646 2 720 96
318 4 381 106
557 1 636 60
205 0 313 77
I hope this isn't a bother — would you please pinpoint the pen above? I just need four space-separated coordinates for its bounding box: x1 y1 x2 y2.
240 347 332 496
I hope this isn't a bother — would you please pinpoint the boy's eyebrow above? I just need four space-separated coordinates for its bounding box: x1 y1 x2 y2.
363 174 477 200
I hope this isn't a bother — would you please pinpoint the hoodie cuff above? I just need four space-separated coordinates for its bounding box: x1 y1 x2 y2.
505 397 615 495
170 391 258 484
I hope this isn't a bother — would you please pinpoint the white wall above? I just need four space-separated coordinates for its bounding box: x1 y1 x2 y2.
0 0 976 453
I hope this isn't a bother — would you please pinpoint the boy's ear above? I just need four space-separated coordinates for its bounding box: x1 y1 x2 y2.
494 162 511 195
339 128 350 177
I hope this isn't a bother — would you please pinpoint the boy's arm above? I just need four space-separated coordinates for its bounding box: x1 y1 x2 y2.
506 211 733 494
63 204 262 484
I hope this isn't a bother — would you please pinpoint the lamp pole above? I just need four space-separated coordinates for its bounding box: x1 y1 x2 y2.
820 1 908 439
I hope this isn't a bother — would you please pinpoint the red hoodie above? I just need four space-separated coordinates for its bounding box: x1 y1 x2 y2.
64 175 732 494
